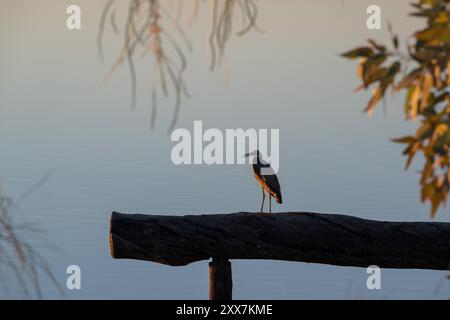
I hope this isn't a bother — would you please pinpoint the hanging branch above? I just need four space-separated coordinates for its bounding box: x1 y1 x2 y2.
99 0 262 131
209 0 263 72
100 0 191 133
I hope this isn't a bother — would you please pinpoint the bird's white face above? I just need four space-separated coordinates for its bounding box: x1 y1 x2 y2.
244 150 259 158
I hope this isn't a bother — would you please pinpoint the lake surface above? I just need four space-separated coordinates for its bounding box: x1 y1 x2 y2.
0 0 449 299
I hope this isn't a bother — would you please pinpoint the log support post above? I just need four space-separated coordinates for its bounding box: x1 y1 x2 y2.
209 257 232 300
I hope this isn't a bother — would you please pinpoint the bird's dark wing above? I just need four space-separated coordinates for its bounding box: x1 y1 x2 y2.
262 174 281 195
261 166 282 203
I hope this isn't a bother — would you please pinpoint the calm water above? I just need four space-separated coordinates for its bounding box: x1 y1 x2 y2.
1 0 449 299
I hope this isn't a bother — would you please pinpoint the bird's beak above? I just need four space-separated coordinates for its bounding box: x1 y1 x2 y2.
243 153 250 158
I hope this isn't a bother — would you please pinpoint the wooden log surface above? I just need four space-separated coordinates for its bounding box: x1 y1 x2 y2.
109 211 450 270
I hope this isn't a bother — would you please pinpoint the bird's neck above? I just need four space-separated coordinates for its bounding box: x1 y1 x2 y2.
253 154 270 173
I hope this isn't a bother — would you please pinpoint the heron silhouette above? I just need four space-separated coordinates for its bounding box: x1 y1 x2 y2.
244 150 282 213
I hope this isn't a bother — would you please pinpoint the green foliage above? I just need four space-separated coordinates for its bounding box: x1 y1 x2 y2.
342 0 450 218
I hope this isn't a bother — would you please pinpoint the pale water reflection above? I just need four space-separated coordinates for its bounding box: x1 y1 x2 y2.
0 0 449 299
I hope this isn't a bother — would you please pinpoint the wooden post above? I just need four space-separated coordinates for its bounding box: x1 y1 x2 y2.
209 257 232 300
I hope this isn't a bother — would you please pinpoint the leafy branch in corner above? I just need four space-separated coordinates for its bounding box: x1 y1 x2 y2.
342 0 450 217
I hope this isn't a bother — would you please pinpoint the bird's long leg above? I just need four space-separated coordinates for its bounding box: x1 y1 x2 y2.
269 194 272 213
260 187 265 213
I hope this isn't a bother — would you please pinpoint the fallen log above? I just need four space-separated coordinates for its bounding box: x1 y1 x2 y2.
109 211 450 270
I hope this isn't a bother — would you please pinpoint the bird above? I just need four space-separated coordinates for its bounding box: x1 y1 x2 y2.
244 150 282 213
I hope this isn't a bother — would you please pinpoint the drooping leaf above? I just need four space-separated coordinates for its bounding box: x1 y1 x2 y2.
368 38 386 52
392 136 416 144
341 47 374 59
